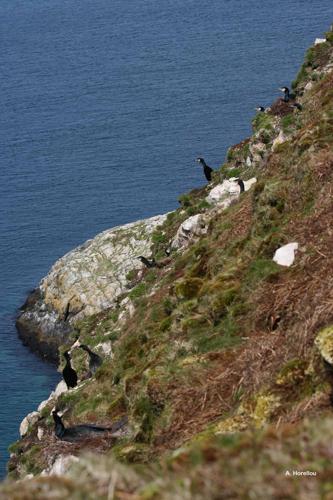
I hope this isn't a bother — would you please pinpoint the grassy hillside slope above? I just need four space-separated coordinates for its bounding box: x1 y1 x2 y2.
2 29 333 500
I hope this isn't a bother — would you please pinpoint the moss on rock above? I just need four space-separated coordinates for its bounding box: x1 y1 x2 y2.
315 325 333 365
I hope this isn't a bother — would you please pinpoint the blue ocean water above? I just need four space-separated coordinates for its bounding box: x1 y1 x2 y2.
0 0 332 477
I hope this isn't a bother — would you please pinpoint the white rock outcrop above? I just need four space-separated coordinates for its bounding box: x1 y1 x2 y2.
273 243 299 267
171 214 208 250
206 177 257 206
42 455 79 476
19 411 40 437
37 380 68 413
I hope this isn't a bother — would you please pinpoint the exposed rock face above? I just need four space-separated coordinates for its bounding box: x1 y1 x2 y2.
16 214 167 361
171 214 208 250
16 289 73 363
19 412 40 438
42 455 79 477
206 178 257 205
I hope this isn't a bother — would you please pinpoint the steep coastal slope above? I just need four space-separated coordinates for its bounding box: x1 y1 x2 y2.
2 29 333 498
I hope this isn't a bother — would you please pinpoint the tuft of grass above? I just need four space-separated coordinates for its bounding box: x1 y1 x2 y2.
129 283 147 300
245 258 280 287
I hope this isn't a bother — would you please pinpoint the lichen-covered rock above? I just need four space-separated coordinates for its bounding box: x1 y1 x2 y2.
206 179 240 205
249 140 267 164
171 214 208 250
41 214 167 319
117 296 136 326
272 130 288 151
276 359 308 387
95 341 113 358
37 427 44 441
252 394 281 428
19 411 40 437
16 214 167 360
214 415 249 434
315 325 333 365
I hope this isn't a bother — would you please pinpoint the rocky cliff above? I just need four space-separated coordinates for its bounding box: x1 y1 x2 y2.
2 27 333 499
16 214 167 361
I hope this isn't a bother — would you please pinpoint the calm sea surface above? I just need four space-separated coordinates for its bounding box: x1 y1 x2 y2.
0 0 332 477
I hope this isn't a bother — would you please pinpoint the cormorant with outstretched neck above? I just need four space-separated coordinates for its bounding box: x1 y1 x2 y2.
79 344 103 375
52 409 128 442
196 157 213 182
62 350 78 389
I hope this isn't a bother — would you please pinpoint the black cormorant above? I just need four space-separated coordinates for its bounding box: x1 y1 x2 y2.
52 409 128 442
63 301 71 322
62 350 78 389
278 87 296 103
196 157 213 182
235 178 245 193
137 256 160 268
255 106 265 112
79 344 103 375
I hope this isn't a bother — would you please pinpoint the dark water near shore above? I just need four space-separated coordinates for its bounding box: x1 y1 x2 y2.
0 0 332 477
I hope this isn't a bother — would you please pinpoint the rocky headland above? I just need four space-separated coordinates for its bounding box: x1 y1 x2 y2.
2 27 333 499
16 214 167 362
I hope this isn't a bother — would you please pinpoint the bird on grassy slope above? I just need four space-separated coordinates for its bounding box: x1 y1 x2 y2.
52 409 128 442
62 350 78 389
196 157 213 182
137 256 161 269
78 344 103 375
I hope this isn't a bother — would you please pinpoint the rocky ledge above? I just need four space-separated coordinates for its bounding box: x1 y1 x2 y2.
16 214 167 361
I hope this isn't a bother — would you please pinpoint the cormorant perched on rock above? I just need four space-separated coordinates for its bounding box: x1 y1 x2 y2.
137 256 160 268
52 409 128 442
278 86 296 103
196 157 213 182
255 106 266 112
79 344 103 375
235 178 245 193
62 351 78 389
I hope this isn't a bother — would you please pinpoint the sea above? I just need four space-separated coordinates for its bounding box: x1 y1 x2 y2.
0 0 332 478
